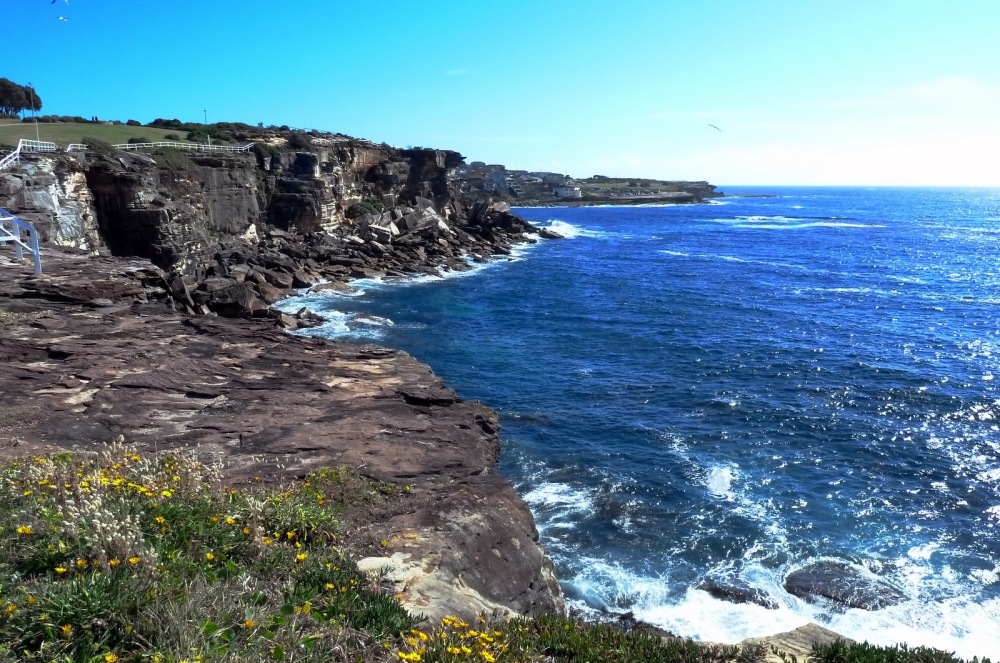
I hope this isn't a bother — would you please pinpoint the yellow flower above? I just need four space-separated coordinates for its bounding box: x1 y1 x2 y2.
396 593 404 600
5 604 15 614
407 637 418 647
225 517 236 525
244 619 256 628
295 553 308 562
262 537 273 546
155 516 165 524
22 490 33 497
127 556 141 565
205 553 215 561
160 490 172 498
76 559 87 568
61 624 72 637
27 596 35 606
105 654 118 663
481 653 496 663
54 567 67 575
286 531 296 539
447 647 461 655
461 646 472 654
243 527 251 535
109 558 121 567
16 525 33 535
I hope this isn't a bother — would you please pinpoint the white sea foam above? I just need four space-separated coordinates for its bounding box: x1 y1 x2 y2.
521 482 595 533
705 465 736 500
537 220 607 239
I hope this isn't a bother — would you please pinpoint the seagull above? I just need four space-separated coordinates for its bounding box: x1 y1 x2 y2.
708 124 722 132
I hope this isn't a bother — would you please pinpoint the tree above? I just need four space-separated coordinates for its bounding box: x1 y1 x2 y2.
0 78 42 116
0 78 26 115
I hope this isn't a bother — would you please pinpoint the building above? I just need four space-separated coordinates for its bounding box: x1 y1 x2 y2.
553 186 582 199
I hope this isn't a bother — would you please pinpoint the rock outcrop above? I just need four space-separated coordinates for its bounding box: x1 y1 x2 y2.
0 248 563 622
783 562 907 611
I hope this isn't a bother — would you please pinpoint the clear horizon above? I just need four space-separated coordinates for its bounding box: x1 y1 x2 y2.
5 0 1000 187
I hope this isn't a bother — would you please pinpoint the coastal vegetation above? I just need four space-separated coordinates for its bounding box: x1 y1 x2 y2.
0 445 989 663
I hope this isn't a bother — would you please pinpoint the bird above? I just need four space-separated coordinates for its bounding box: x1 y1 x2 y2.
708 124 722 132
57 16 69 21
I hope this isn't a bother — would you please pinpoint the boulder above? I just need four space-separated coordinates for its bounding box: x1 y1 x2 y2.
291 269 318 289
208 283 258 318
256 283 287 305
538 228 565 240
263 270 294 289
698 578 778 609
784 562 906 610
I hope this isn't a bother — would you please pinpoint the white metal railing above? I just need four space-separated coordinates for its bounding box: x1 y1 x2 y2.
0 138 59 170
0 207 42 274
66 143 88 152
111 141 254 153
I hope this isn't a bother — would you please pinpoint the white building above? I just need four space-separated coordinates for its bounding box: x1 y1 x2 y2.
553 186 582 199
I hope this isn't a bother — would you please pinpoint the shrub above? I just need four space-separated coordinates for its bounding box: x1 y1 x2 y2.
811 640 992 663
346 199 385 219
0 445 417 662
150 147 194 171
253 142 281 160
287 132 314 151
126 119 141 126
164 133 180 141
81 136 115 156
127 136 152 144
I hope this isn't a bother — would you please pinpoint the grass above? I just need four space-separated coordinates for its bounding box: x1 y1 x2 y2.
0 444 991 663
0 123 224 150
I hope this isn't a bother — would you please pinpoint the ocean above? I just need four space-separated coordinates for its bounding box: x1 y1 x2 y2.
278 187 1000 658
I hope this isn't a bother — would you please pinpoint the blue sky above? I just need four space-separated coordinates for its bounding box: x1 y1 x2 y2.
5 0 999 185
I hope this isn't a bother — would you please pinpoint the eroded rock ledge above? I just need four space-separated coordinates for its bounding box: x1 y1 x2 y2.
0 249 563 623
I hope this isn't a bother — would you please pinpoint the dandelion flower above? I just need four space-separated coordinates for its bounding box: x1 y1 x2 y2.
105 654 118 663
54 567 67 575
295 553 308 562
127 557 141 565
205 553 215 561
160 490 172 498
155 516 165 524
61 624 72 637
16 525 33 535
109 559 120 567
27 596 35 606
225 517 236 525
244 619 256 628
243 527 251 535
76 559 88 568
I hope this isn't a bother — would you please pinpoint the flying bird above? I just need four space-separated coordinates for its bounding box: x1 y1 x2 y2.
708 124 722 132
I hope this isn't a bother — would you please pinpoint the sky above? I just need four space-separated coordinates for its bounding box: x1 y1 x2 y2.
4 0 1000 186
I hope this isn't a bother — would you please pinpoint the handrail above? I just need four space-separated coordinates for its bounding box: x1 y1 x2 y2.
66 143 88 152
112 141 254 153
0 207 42 274
0 138 59 170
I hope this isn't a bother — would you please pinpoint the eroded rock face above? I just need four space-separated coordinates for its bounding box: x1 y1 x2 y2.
783 562 906 611
0 248 564 623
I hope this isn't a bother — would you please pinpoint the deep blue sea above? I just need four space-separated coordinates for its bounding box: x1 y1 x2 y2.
280 188 1000 657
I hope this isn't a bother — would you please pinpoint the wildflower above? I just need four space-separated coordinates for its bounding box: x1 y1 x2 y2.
326 583 335 590
105 654 119 663
22 490 33 496
16 525 33 535
205 553 215 561
286 531 296 540
4 604 15 615
396 593 404 600
127 556 141 565
317 498 326 505
109 558 121 567
225 517 236 525
210 516 218 523
27 596 35 606
244 619 256 628
262 537 273 546
243 527 251 535
160 490 172 498
407 638 418 647
417 631 428 641
296 553 308 562
447 647 462 655
76 559 88 568
61 624 72 637
54 567 67 575
155 516 165 524
461 646 472 654
481 653 496 662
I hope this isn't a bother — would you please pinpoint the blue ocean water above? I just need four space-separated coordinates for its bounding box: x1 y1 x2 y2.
280 188 1000 657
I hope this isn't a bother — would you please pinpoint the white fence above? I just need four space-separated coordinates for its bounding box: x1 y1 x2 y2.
0 138 59 170
112 141 254 153
0 207 42 274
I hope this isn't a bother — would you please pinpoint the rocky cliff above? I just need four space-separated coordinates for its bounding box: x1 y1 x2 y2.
0 141 540 325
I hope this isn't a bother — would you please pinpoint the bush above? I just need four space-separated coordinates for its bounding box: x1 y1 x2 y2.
811 640 992 663
0 445 417 662
150 147 194 171
253 142 281 160
81 136 115 156
127 136 152 144
126 119 141 126
346 199 385 219
164 133 180 141
286 132 314 151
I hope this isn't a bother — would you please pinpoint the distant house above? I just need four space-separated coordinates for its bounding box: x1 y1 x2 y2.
484 171 509 191
553 186 582 199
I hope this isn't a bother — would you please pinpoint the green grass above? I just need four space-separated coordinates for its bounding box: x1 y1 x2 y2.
0 446 990 663
0 123 223 150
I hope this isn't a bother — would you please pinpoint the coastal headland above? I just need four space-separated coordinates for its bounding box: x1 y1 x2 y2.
0 122 903 659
